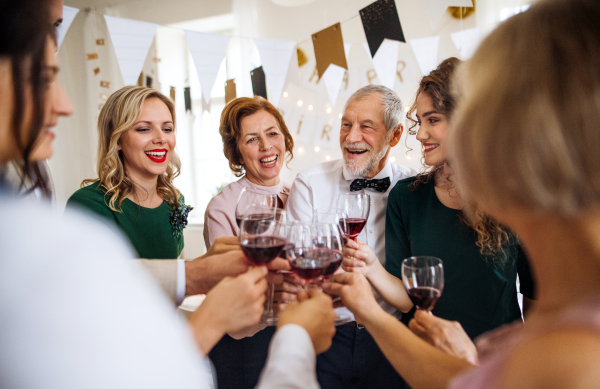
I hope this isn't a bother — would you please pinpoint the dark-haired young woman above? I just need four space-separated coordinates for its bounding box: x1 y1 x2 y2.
342 57 535 342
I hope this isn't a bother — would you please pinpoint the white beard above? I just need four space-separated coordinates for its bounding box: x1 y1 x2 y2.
343 142 390 177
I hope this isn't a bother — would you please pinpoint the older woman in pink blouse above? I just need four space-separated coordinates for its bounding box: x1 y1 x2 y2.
203 96 293 248
204 96 297 389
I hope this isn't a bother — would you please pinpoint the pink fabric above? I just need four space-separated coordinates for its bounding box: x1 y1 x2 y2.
203 176 290 249
449 294 600 389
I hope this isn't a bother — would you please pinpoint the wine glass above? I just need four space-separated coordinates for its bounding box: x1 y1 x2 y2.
235 188 277 229
401 256 444 312
336 192 370 241
239 205 286 326
285 222 333 290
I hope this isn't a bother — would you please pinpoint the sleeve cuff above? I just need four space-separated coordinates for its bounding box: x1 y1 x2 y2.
270 324 316 364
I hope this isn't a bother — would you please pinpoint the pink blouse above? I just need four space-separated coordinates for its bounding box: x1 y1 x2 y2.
203 176 290 249
449 294 600 389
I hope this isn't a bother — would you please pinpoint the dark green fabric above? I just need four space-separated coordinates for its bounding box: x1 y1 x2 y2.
385 176 523 340
67 182 183 259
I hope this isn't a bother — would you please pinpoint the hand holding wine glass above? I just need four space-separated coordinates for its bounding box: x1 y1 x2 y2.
341 238 378 276
401 256 444 312
336 192 370 240
285 222 332 289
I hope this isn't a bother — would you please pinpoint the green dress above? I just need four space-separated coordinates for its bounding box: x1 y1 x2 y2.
385 176 533 340
67 182 184 259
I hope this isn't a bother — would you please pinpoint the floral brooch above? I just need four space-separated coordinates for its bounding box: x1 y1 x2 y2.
170 198 193 238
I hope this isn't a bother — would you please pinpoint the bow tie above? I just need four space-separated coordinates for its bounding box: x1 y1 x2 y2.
350 177 391 192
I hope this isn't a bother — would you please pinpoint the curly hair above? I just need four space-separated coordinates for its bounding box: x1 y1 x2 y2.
219 96 294 177
407 58 512 259
82 86 181 211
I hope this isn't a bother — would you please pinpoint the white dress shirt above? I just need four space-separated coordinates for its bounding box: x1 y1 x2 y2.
0 196 317 389
286 159 416 317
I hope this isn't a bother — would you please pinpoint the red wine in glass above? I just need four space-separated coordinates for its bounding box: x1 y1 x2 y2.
289 258 329 281
240 236 286 265
339 218 367 239
407 286 441 311
322 250 343 277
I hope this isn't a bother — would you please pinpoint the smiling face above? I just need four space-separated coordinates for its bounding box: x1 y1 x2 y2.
415 93 449 167
118 97 175 183
340 93 401 178
237 110 285 186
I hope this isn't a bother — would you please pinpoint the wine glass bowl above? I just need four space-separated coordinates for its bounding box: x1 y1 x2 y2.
235 188 278 228
336 193 370 239
401 256 444 311
239 205 286 266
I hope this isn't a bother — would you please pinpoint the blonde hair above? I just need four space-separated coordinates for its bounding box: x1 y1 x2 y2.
450 0 600 217
82 86 181 211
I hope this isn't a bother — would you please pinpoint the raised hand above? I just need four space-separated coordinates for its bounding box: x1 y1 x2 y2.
409 310 479 366
322 272 383 324
188 266 268 353
278 289 336 355
202 236 240 257
341 238 380 276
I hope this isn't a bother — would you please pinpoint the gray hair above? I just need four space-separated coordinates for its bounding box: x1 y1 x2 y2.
344 85 403 133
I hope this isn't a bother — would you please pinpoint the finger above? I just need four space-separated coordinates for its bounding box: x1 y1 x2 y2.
296 289 309 302
273 291 297 302
282 273 304 286
244 266 269 282
267 257 292 272
322 282 344 296
266 273 284 284
328 272 355 284
345 238 360 249
276 281 301 293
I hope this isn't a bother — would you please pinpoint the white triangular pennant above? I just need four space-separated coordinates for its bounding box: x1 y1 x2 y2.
56 6 79 50
184 31 231 105
410 36 440 76
363 39 400 90
451 27 480 59
423 0 473 30
254 38 296 107
321 64 346 106
104 15 158 86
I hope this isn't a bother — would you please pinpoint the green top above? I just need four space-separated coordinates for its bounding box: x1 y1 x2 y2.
67 182 184 259
385 176 529 340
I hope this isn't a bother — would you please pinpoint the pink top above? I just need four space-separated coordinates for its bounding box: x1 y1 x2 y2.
203 176 290 249
449 294 600 389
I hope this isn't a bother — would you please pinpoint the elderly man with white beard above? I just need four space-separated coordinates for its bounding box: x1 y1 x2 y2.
286 85 416 389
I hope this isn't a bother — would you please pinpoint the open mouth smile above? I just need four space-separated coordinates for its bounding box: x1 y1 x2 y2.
145 149 167 163
422 144 439 153
260 154 278 168
346 149 368 155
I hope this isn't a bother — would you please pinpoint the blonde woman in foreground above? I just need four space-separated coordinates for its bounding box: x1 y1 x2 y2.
325 0 600 387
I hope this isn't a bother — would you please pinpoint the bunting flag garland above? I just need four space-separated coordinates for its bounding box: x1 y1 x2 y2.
312 22 348 81
254 38 297 107
423 0 474 30
56 6 79 50
104 15 159 86
251 66 268 99
410 36 440 76
363 39 400 90
321 43 351 106
359 0 405 58
184 30 231 105
451 27 480 59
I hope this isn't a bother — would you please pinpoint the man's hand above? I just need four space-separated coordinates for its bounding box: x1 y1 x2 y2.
408 310 479 365
278 290 336 355
322 272 382 324
189 266 268 353
341 239 379 276
185 250 251 296
201 236 240 258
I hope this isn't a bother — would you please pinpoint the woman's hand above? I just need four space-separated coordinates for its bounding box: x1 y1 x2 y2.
408 310 479 366
342 239 379 276
188 266 268 354
278 289 337 355
272 273 304 312
322 272 382 324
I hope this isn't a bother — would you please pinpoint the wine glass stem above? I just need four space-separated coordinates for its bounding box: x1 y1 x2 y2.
265 282 276 315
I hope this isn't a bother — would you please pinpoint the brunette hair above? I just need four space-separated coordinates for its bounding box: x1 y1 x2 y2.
0 0 52 193
82 86 181 211
407 57 512 259
219 96 294 177
450 0 600 216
